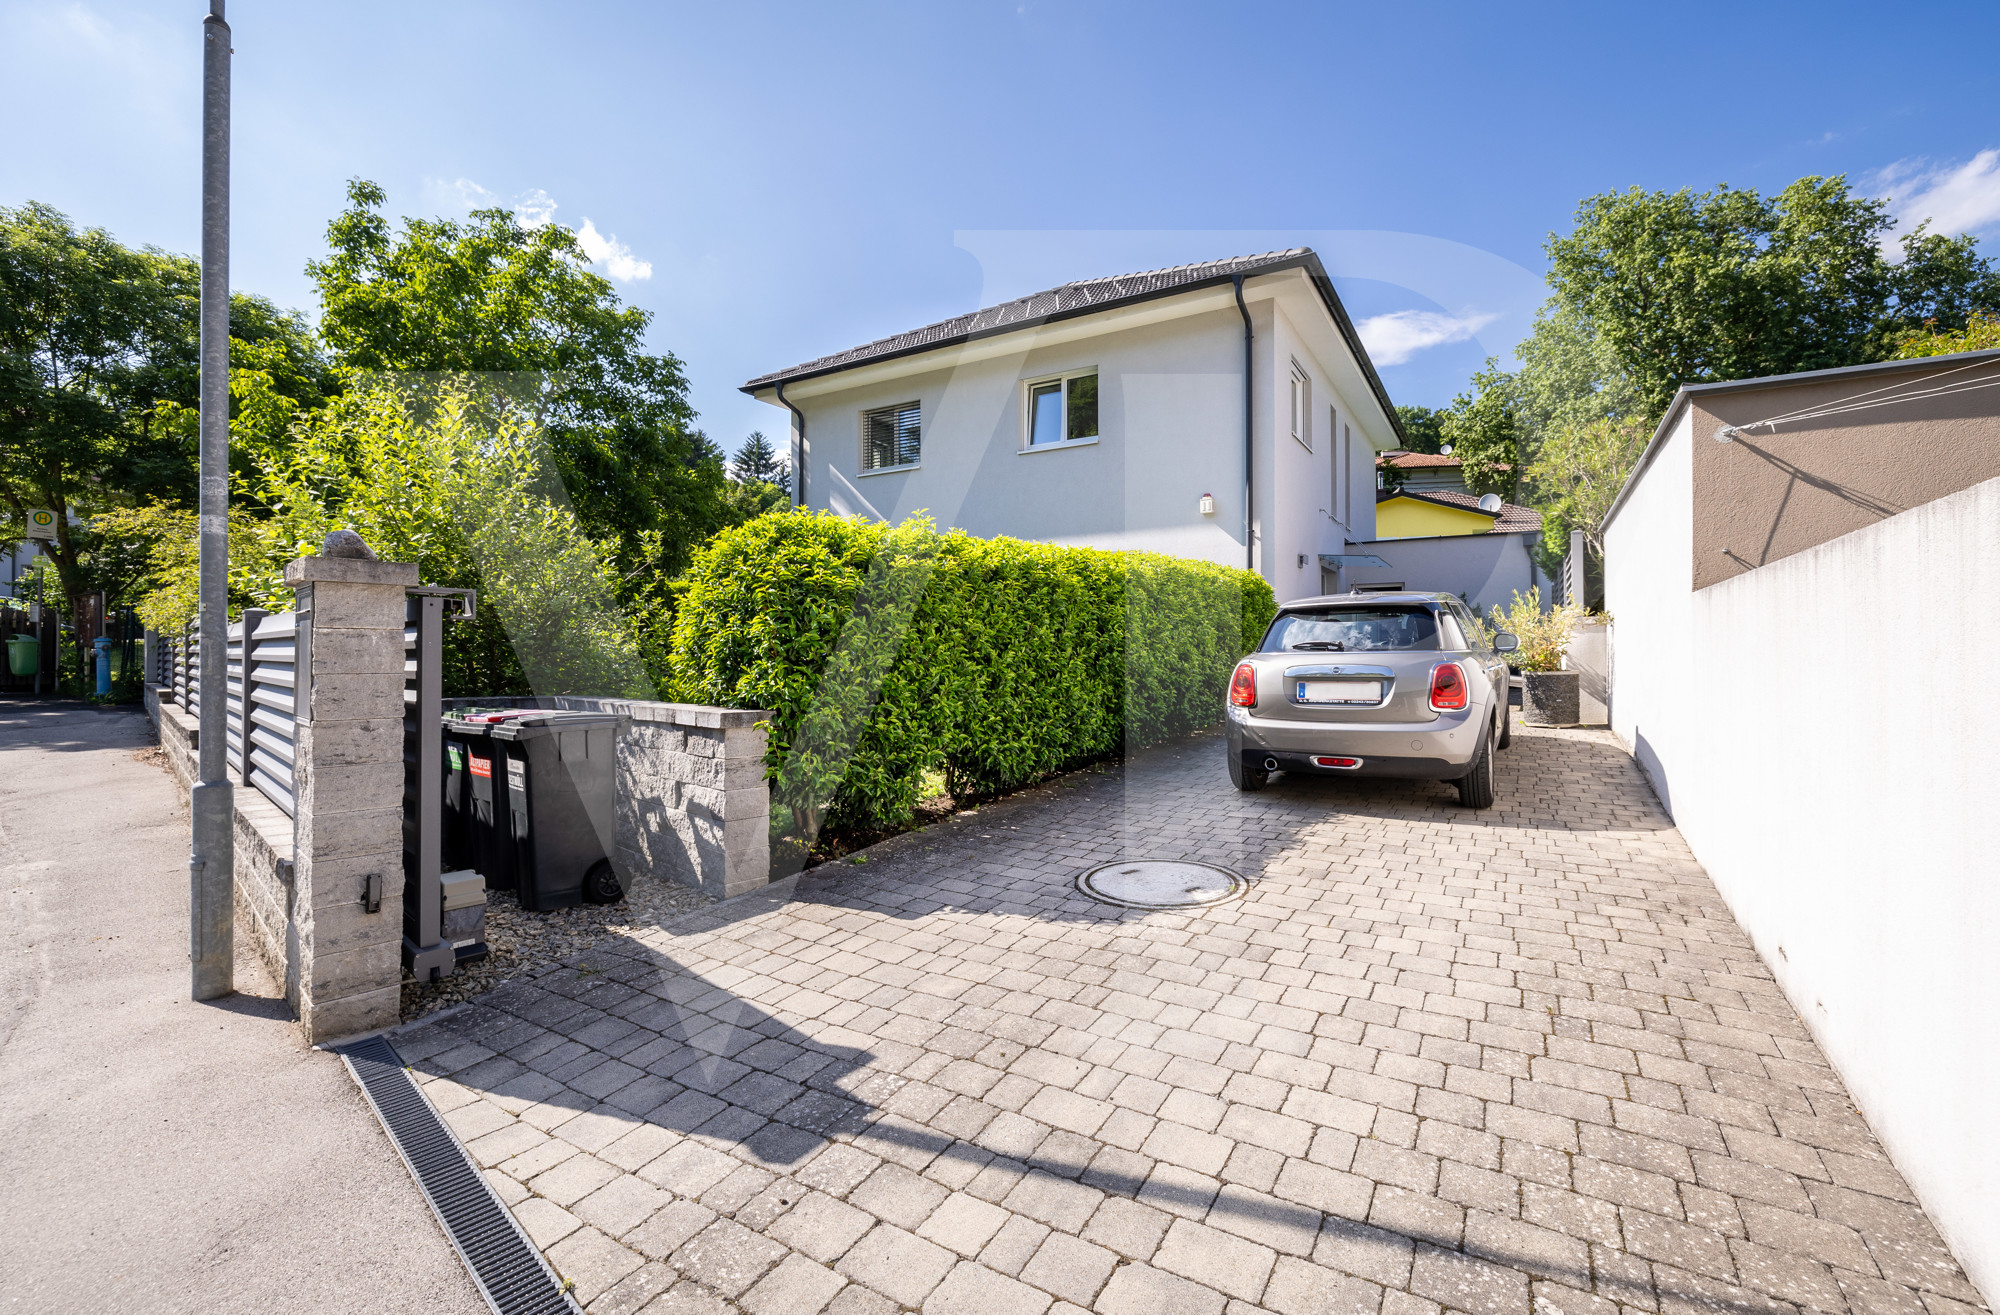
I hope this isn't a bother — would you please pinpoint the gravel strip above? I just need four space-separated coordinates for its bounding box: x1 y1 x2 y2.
400 876 712 1021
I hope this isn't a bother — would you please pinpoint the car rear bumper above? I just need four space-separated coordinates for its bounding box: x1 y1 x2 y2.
1226 706 1484 780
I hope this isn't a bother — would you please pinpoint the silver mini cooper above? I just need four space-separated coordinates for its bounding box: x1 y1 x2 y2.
1224 592 1517 808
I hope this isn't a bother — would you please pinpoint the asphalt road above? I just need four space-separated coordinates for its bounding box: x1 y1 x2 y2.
0 699 485 1314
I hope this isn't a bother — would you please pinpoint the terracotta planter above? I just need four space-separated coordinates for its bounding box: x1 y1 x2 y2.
1521 670 1581 726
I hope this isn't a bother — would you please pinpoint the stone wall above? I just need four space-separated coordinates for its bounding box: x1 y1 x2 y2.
143 681 296 1003
442 696 772 900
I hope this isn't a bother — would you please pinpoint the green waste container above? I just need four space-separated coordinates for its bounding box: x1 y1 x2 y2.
7 635 39 677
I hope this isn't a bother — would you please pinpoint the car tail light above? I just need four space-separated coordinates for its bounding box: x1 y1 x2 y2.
1312 755 1361 769
1429 661 1469 711
1229 663 1258 708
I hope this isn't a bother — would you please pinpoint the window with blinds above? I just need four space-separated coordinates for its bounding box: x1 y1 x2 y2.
862 402 921 471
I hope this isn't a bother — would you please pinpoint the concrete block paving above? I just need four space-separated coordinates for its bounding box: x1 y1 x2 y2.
393 725 1989 1315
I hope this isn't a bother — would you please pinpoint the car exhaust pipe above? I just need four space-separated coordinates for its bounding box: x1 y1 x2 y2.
1263 757 1279 772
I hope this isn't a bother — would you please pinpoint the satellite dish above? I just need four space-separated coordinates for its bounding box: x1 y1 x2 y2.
1477 493 1503 513
1439 444 1454 455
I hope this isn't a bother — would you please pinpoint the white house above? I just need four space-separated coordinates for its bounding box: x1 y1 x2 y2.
740 249 1404 604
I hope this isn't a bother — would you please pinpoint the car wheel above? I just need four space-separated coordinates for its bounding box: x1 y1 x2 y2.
1456 732 1496 809
582 859 625 905
1496 699 1513 750
1228 753 1268 792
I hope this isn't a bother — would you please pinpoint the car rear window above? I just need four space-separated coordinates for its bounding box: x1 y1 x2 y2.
1263 607 1440 653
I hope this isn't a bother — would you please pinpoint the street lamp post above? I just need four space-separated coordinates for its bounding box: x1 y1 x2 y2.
190 0 234 1001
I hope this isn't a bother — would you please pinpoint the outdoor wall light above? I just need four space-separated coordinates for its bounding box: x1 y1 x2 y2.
1199 493 1215 515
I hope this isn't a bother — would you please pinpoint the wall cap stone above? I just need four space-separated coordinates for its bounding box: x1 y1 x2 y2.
284 556 420 586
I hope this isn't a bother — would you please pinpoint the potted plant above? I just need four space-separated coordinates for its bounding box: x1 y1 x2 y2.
1491 588 1584 727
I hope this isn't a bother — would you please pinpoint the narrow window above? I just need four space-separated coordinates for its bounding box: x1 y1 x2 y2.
1023 372 1098 447
1343 423 1354 524
863 401 921 471
1290 362 1312 450
1029 382 1063 446
1329 406 1341 525
1066 372 1097 441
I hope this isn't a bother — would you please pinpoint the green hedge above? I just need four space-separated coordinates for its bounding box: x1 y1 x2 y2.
670 510 1275 848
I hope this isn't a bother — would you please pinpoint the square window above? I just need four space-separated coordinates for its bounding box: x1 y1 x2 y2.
863 401 921 471
1022 371 1098 448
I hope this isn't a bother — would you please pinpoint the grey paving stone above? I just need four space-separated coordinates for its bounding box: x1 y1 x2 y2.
835 1222 956 1306
927 1259 1057 1315
1094 1261 1228 1315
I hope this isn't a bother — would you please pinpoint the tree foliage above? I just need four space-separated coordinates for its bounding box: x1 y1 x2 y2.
1439 174 1998 568
0 201 328 631
306 180 731 581
1893 310 2000 358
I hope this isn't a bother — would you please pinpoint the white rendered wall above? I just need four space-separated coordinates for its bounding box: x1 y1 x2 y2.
783 296 1382 603
1608 436 2000 1302
1345 532 1544 613
1605 411 1694 813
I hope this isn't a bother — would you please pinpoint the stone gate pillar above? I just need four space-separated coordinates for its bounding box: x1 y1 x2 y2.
285 553 418 1042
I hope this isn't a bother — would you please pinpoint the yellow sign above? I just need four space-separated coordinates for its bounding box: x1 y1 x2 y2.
25 509 57 541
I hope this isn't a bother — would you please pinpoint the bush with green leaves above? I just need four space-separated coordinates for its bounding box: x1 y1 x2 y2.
671 509 1275 854
1487 587 1585 674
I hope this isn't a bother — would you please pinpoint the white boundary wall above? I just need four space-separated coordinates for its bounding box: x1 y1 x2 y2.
1607 425 2000 1301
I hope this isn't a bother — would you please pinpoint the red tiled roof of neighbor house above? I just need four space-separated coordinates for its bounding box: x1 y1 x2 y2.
1378 487 1544 534
1379 451 1463 469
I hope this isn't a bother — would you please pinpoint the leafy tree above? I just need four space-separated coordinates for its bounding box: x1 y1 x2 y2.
1546 177 1999 416
1523 415 1649 560
1893 310 2000 358
731 430 791 492
0 202 326 642
1437 362 1521 500
1392 406 1446 454
307 180 731 581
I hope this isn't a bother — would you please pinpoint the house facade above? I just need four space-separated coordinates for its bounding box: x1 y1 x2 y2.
740 250 1403 604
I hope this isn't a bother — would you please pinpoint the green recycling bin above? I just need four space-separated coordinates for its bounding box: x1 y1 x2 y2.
7 635 39 677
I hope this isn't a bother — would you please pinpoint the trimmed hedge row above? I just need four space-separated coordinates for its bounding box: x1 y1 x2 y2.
670 509 1276 848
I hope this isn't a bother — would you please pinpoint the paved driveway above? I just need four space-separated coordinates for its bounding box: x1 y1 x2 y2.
397 725 1986 1315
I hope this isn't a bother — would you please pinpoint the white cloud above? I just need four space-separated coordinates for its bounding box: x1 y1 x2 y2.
1872 149 2000 241
1355 309 1498 367
514 188 558 228
411 181 651 280
575 218 652 282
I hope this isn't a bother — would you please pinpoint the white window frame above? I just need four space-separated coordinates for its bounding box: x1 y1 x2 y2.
1290 361 1312 452
1019 367 1100 453
859 400 922 475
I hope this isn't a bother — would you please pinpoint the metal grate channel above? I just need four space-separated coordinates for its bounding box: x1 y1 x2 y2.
336 1035 579 1315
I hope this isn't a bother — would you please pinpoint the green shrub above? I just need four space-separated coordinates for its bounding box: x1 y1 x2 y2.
670 509 1275 852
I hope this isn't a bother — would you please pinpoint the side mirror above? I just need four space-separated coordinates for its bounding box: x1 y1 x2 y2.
1493 632 1519 653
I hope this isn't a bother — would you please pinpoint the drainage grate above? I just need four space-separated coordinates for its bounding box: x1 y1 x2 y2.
336 1035 579 1315
1077 859 1248 910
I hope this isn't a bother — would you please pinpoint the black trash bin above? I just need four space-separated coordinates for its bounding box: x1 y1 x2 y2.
489 712 624 911
440 712 535 894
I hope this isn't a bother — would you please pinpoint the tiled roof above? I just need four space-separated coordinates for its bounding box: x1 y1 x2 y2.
1381 451 1462 469
1379 488 1543 535
740 248 1403 442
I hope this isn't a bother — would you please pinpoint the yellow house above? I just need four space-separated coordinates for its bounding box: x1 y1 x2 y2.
1373 487 1541 539
1374 493 1501 538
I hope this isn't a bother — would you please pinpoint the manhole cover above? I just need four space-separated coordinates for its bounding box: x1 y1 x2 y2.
1077 860 1247 910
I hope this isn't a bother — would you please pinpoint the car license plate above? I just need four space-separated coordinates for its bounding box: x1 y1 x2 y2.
1298 680 1381 704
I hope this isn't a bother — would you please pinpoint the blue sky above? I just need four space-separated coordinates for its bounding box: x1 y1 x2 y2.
6 0 1999 457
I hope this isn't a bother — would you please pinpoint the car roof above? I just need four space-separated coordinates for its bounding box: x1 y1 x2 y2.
1276 592 1454 611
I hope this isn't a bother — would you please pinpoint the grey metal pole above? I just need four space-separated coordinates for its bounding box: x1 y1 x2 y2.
191 0 234 1001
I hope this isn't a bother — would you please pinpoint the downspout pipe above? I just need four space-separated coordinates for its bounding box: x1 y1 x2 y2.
775 381 806 509
1233 273 1253 573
